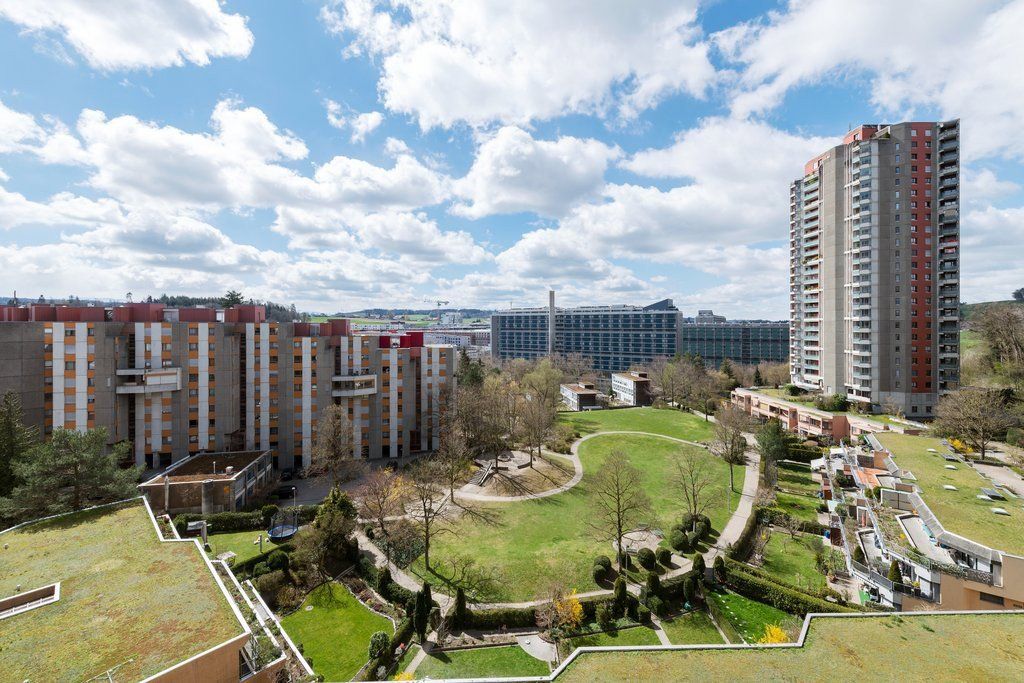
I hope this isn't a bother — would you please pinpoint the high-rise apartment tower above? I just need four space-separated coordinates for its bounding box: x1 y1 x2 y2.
789 121 960 417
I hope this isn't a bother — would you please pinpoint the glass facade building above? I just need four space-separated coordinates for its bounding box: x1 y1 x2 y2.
678 320 789 368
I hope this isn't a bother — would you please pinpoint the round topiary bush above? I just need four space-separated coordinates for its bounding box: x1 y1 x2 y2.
681 512 697 531
647 596 665 617
670 528 689 553
645 571 661 596
637 604 652 624
656 547 672 566
592 563 607 584
637 547 656 570
686 531 699 549
368 631 391 659
266 549 290 572
251 561 270 578
594 555 612 571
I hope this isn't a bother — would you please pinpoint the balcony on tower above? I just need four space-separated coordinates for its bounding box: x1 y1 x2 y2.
331 371 378 398
115 367 182 394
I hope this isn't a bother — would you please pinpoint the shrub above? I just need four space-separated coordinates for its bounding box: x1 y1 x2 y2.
683 576 696 605
612 577 627 618
814 393 849 412
592 564 607 584
637 604 651 624
669 528 690 553
713 555 726 584
251 561 270 578
656 547 672 566
645 572 661 597
852 546 865 564
260 504 280 527
727 509 760 560
686 531 699 551
596 604 612 630
888 559 904 584
694 520 708 540
692 553 706 581
266 549 289 572
369 631 391 659
467 606 537 630
637 548 656 570
594 555 612 571
254 570 287 609
394 618 415 650
680 512 698 531
647 596 665 617
725 563 857 615
626 594 640 621
784 384 802 396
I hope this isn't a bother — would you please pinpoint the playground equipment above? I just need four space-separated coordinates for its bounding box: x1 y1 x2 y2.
267 508 299 541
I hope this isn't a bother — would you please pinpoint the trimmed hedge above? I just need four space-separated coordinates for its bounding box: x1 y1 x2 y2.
660 569 699 601
725 563 858 615
232 541 295 577
172 504 320 536
722 558 842 603
467 606 538 630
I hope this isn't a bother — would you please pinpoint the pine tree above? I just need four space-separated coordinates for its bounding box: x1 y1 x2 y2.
0 427 138 520
753 367 765 387
0 391 37 497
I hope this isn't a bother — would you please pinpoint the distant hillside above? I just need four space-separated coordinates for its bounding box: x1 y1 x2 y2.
960 299 1024 323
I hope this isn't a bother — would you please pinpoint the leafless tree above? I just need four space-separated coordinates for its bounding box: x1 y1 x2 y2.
356 467 408 561
710 406 752 493
407 459 455 571
934 388 1017 458
672 448 721 530
648 356 682 405
550 352 593 383
310 403 360 483
436 430 472 501
488 374 524 465
520 360 561 466
586 450 654 569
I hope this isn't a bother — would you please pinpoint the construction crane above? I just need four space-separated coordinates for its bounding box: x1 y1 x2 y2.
423 299 450 320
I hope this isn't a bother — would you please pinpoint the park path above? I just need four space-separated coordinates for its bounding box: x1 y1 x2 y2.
649 616 673 646
352 425 762 612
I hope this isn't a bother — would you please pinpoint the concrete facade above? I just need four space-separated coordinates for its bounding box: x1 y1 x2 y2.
0 303 456 473
790 121 960 417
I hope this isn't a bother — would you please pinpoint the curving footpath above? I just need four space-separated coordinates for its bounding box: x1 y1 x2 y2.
353 428 761 613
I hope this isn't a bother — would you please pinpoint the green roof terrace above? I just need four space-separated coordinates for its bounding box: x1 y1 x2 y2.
0 499 246 681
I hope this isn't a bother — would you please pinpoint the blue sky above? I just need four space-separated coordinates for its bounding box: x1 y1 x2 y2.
1 0 1022 317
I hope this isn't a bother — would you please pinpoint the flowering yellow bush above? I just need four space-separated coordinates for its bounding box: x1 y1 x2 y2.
757 624 789 644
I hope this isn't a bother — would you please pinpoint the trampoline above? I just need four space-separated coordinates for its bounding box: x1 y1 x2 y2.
267 508 299 541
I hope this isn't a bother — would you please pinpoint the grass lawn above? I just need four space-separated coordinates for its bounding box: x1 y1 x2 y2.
759 533 826 591
416 645 549 679
412 433 742 602
558 625 661 658
707 590 801 644
0 501 241 682
558 407 715 442
776 464 819 496
206 529 284 564
557 613 1024 682
659 611 724 645
877 433 1024 555
773 491 821 523
281 582 393 682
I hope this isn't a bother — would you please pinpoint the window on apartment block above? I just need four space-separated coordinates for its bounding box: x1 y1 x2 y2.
64 361 75 370
979 592 1004 606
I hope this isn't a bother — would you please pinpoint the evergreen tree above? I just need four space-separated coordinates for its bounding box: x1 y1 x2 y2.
753 367 765 387
0 427 138 521
220 289 245 307
414 583 431 641
0 391 37 497
454 587 468 628
887 559 904 584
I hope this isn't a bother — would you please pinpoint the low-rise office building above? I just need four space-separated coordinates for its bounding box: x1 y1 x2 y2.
560 382 600 411
0 303 456 472
611 371 652 407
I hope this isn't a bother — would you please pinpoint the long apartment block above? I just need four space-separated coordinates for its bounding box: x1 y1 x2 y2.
491 292 787 373
790 121 960 418
0 302 455 471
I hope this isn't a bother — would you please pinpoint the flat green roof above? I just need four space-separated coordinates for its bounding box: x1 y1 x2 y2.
557 612 1024 681
876 432 1024 556
0 500 243 681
